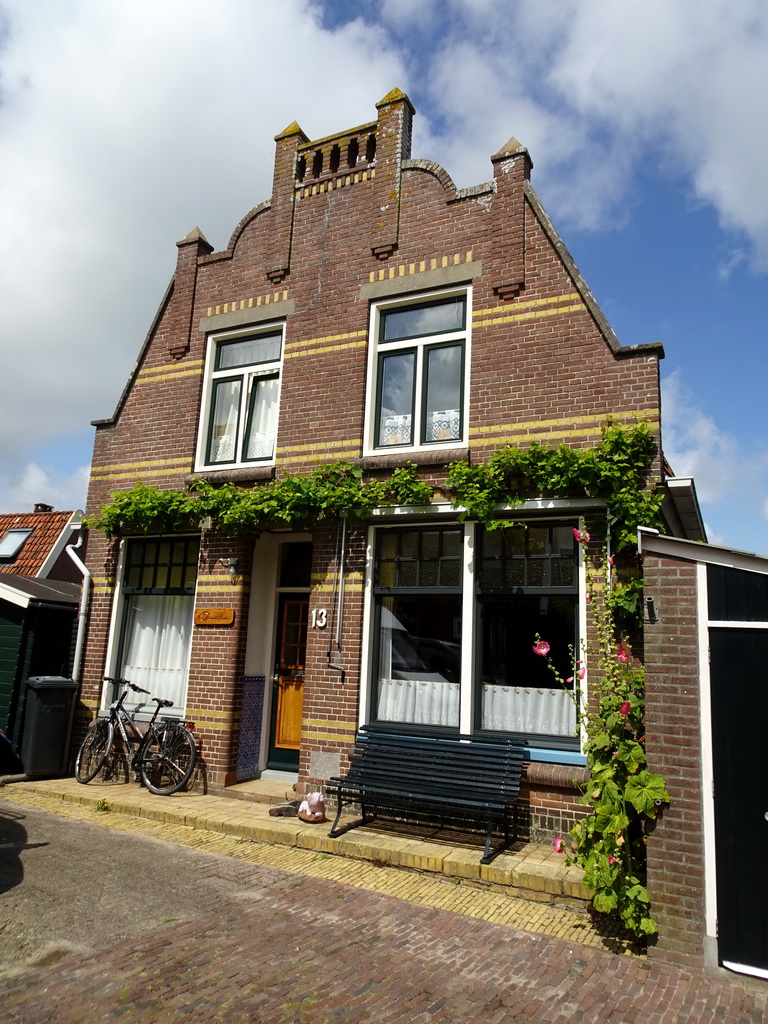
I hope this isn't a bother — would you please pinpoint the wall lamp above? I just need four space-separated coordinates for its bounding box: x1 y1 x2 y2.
220 557 240 577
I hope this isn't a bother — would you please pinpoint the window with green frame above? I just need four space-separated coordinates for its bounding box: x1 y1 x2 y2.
370 294 467 451
372 526 463 729
365 521 581 748
476 523 579 743
202 328 283 467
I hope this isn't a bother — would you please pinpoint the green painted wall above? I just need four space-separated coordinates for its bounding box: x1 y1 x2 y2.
0 601 76 747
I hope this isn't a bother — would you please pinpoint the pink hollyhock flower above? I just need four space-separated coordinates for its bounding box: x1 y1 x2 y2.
572 528 591 544
553 837 565 853
616 647 629 662
608 855 616 865
619 701 631 717
609 554 616 567
532 640 550 657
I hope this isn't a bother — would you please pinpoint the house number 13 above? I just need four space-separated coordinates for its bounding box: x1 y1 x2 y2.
311 608 327 629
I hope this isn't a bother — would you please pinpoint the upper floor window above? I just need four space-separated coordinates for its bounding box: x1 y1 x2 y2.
365 293 469 454
199 327 283 468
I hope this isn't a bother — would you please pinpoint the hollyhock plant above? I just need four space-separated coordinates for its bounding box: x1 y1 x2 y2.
572 527 590 544
538 548 669 940
532 640 550 657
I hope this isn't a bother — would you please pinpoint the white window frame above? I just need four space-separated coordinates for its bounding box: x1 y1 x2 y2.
363 288 471 456
196 322 285 471
359 515 588 760
102 535 200 718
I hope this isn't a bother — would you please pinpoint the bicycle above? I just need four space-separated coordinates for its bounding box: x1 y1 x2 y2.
74 677 197 796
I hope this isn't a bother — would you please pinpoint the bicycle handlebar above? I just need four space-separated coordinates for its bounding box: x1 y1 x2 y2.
103 676 150 695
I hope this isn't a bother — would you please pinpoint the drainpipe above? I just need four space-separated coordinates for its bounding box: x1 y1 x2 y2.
326 515 346 682
65 524 91 684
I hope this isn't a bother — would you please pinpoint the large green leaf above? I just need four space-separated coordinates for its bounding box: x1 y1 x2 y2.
625 770 669 816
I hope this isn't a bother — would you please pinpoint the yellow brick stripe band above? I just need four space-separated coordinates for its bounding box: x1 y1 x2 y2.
312 583 364 595
186 717 240 733
91 458 193 483
196 584 250 594
277 437 361 463
298 168 374 198
471 412 660 447
286 329 366 353
136 360 204 385
368 252 474 284
473 293 580 319
206 292 290 318
280 450 361 465
284 339 367 360
473 301 585 329
311 571 364 583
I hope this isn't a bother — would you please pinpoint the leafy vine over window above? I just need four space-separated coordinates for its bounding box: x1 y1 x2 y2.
87 423 663 546
537 537 669 938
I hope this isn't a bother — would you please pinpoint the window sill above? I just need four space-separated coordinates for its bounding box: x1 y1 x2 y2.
358 447 469 471
188 466 276 486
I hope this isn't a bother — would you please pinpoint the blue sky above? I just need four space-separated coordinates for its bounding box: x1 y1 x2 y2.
0 0 766 553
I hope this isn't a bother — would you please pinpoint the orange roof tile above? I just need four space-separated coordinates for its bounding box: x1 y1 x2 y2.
0 510 75 578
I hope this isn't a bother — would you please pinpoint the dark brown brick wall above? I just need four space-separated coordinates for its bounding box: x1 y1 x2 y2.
79 92 663 806
643 553 706 967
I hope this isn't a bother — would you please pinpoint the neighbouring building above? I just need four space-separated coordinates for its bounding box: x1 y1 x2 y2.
79 90 704 844
0 505 83 747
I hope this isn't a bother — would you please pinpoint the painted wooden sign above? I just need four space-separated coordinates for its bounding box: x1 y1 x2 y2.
194 608 235 626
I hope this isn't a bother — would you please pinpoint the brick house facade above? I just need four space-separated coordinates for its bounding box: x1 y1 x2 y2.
79 89 699 841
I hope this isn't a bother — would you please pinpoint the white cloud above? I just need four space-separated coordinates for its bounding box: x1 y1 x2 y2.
0 0 407 505
376 0 768 263
0 462 90 515
1 0 767 527
662 372 768 551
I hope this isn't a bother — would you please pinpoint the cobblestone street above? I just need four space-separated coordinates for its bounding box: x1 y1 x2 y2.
1 788 767 1023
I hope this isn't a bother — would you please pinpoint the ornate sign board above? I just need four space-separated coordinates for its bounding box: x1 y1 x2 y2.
194 608 235 626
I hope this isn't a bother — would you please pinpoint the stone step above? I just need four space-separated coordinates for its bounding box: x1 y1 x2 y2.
14 776 593 913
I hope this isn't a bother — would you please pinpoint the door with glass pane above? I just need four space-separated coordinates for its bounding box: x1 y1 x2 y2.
268 595 308 770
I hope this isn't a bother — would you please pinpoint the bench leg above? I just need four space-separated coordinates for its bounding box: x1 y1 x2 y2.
328 795 377 839
480 817 511 865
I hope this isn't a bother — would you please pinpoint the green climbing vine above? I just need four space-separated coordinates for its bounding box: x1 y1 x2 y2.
445 420 663 550
87 422 663 548
86 460 434 538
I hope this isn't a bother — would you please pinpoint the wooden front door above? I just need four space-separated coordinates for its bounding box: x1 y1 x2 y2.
268 596 308 770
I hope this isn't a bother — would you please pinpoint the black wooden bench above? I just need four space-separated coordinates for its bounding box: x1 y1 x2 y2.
326 731 525 864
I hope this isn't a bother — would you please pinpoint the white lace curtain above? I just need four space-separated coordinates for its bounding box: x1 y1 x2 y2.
376 679 576 736
376 678 460 727
481 685 576 736
120 594 194 713
244 376 279 459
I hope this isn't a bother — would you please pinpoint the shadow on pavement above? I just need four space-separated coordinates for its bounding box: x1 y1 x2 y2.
0 805 49 893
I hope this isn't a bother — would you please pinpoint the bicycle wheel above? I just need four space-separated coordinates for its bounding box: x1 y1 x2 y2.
140 722 197 795
74 719 114 783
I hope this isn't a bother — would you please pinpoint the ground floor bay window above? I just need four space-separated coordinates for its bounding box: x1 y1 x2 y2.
111 536 199 715
367 520 582 753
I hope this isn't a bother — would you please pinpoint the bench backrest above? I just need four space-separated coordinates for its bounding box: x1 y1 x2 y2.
346 731 525 804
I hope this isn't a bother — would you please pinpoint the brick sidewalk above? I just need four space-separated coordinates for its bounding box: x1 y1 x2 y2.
1 787 767 1022
1 865 766 1023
